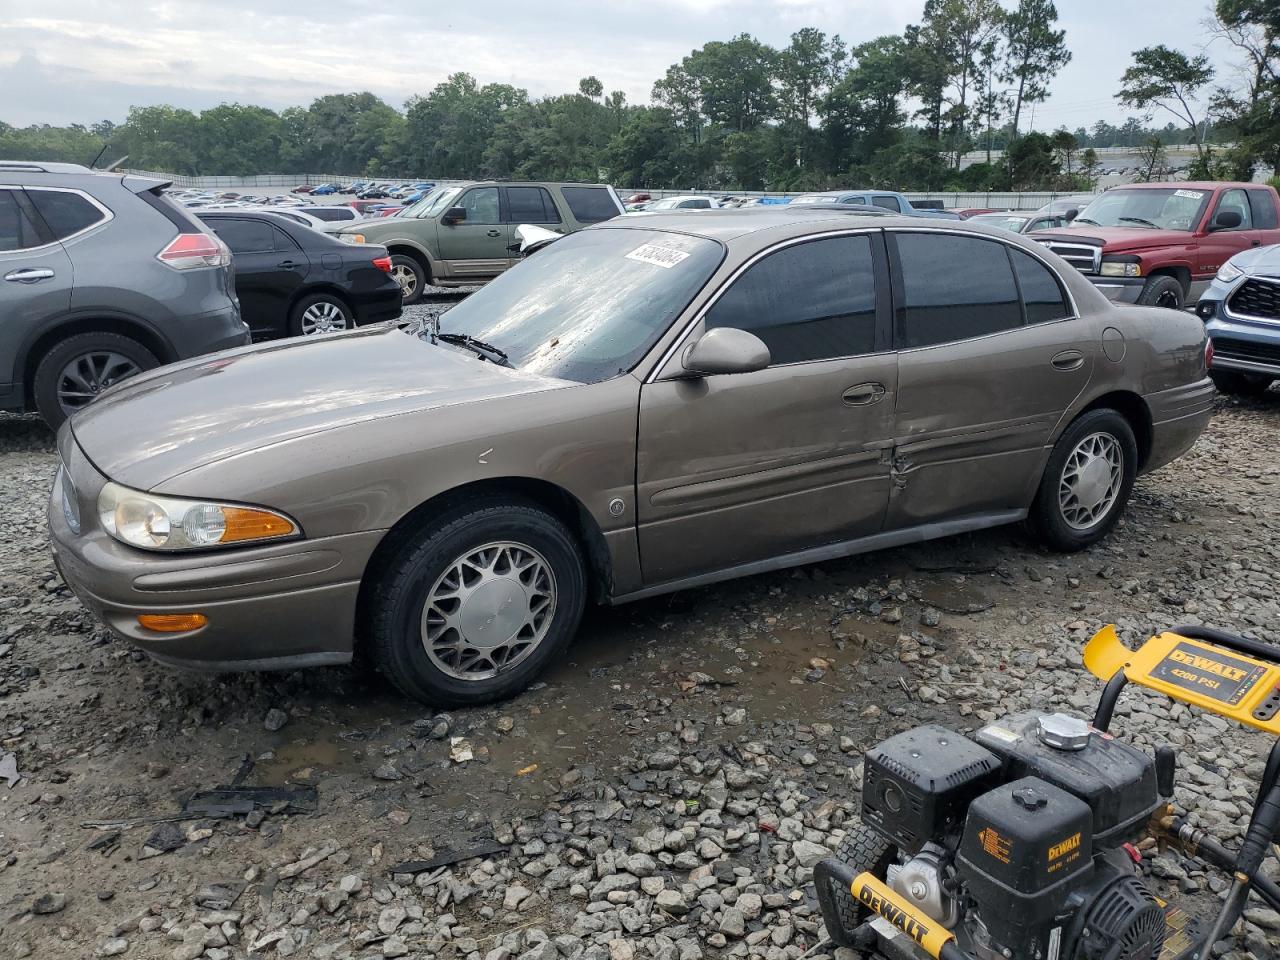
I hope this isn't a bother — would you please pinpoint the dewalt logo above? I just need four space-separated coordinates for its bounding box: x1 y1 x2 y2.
1167 649 1249 682
857 887 931 945
1048 832 1081 862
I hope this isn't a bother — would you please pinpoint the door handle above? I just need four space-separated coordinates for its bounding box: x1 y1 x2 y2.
277 260 298 269
486 229 501 238
1252 239 1263 247
5 268 55 283
842 382 886 405
1051 350 1084 371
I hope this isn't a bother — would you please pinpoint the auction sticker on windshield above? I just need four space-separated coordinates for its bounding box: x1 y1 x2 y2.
626 244 691 269
1173 189 1205 199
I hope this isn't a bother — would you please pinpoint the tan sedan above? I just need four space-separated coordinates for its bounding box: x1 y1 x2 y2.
49 209 1214 705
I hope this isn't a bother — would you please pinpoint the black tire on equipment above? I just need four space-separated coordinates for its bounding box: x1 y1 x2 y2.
1029 408 1138 552
826 821 897 941
1211 370 1273 397
1136 274 1184 309
32 331 159 430
366 498 586 707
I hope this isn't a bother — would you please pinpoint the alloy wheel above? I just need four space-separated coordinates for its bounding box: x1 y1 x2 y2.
57 351 141 414
299 300 349 335
1058 432 1123 530
1156 289 1181 309
391 264 418 298
420 541 557 681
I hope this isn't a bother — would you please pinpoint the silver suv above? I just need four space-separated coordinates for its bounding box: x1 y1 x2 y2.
0 161 248 427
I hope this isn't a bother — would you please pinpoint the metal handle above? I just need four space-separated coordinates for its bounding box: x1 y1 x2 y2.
4 268 55 283
842 382 885 406
1051 350 1084 371
486 229 501 238
278 260 297 269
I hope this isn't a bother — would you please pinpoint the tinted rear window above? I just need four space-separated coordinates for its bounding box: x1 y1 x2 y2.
873 195 902 212
507 186 560 224
0 190 45 251
204 217 274 253
895 233 1022 348
1249 190 1278 230
561 187 620 223
27 189 106 239
1010 248 1071 323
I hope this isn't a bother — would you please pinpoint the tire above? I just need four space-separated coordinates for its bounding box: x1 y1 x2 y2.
1211 370 1273 397
32 331 159 429
1137 275 1184 310
290 293 353 337
1030 408 1138 552
389 254 426 305
825 822 897 941
367 499 586 707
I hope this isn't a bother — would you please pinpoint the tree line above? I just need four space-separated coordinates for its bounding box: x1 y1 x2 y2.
1 0 1276 192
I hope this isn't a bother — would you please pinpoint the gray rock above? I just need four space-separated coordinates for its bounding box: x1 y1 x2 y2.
719 907 746 938
263 708 289 731
791 839 830 868
32 892 67 915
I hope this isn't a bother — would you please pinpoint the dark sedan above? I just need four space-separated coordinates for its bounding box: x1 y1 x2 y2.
196 211 402 339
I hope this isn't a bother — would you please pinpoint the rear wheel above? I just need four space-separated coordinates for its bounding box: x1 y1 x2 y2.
1137 275 1184 310
1211 370 1273 397
290 293 353 336
1030 409 1138 552
32 331 158 429
824 822 897 942
389 254 426 305
367 499 586 707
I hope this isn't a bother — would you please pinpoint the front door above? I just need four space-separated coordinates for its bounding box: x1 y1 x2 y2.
437 186 511 278
886 230 1093 527
1196 187 1268 285
636 232 897 585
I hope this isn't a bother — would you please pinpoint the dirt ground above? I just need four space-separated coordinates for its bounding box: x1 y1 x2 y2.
2 392 1280 960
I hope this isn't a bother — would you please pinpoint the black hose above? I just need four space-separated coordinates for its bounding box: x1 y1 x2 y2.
1198 774 1280 953
1187 828 1280 912
1171 623 1280 665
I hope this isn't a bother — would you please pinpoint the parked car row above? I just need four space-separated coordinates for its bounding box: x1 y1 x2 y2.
0 161 401 428
45 200 1215 708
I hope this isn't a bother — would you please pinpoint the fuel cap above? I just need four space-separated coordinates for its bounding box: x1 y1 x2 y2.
1037 713 1091 751
1013 786 1048 811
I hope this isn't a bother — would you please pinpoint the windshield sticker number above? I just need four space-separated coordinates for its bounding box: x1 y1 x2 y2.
1173 189 1204 200
626 244 690 269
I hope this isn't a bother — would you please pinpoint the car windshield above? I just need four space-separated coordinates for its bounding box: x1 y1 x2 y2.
414 186 460 218
426 228 724 383
400 188 443 218
970 214 1027 231
647 198 684 209
790 195 828 204
1073 188 1210 231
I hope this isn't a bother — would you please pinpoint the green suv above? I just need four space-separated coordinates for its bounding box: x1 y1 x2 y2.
336 181 624 303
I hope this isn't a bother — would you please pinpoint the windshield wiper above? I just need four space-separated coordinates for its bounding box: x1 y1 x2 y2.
1074 217 1100 225
436 332 513 368
1119 216 1160 228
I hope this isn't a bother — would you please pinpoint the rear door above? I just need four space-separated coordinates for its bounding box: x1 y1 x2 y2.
0 188 73 405
886 230 1091 528
435 186 510 277
636 231 896 585
1247 188 1280 247
204 217 308 338
503 186 564 252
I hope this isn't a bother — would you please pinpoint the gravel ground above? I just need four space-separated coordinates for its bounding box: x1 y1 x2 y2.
3 387 1280 960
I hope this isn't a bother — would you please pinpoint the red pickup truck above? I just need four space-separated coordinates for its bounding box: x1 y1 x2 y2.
1031 181 1280 310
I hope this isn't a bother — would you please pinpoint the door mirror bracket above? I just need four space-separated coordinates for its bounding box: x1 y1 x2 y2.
680 327 771 377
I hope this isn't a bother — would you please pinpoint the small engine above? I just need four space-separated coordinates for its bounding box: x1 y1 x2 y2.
858 714 1166 960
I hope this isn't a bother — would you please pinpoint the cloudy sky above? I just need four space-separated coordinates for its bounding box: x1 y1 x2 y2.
0 0 1233 130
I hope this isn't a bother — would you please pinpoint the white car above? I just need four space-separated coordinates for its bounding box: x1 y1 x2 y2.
623 195 719 216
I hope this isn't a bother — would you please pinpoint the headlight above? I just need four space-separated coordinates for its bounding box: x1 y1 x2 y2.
1099 260 1142 278
340 234 366 244
97 482 299 551
1216 261 1244 283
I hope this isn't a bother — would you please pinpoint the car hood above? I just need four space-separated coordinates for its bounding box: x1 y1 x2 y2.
1031 225 1193 253
1230 243 1280 278
70 325 569 490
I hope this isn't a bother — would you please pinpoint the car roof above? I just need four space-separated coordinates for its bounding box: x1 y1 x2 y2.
1113 181 1256 191
594 206 947 241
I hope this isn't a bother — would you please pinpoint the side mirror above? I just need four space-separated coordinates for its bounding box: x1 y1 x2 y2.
1064 208 1079 222
682 327 771 376
442 206 467 225
1212 210 1243 230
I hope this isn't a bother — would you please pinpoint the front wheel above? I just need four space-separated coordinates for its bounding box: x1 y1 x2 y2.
389 254 426 305
1211 370 1273 397
1030 409 1138 552
1137 275 1184 310
367 500 586 706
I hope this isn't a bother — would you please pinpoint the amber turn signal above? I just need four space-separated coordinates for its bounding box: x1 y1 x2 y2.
220 507 297 544
137 613 209 633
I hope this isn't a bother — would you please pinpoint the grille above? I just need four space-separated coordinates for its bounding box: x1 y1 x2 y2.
1211 336 1280 366
1037 240 1101 274
1228 277 1280 322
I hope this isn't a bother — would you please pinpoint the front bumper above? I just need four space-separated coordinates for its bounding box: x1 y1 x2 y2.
1200 275 1280 377
48 431 382 671
1091 277 1145 304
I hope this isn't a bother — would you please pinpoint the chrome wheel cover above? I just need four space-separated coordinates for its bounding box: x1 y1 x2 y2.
300 300 349 335
57 351 141 413
1058 432 1124 530
391 263 418 297
421 541 556 681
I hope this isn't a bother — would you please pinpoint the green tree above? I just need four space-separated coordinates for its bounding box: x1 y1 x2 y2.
1004 130 1059 188
578 76 603 100
686 34 778 133
820 36 910 173
1208 0 1280 176
1116 46 1215 160
1001 0 1070 141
